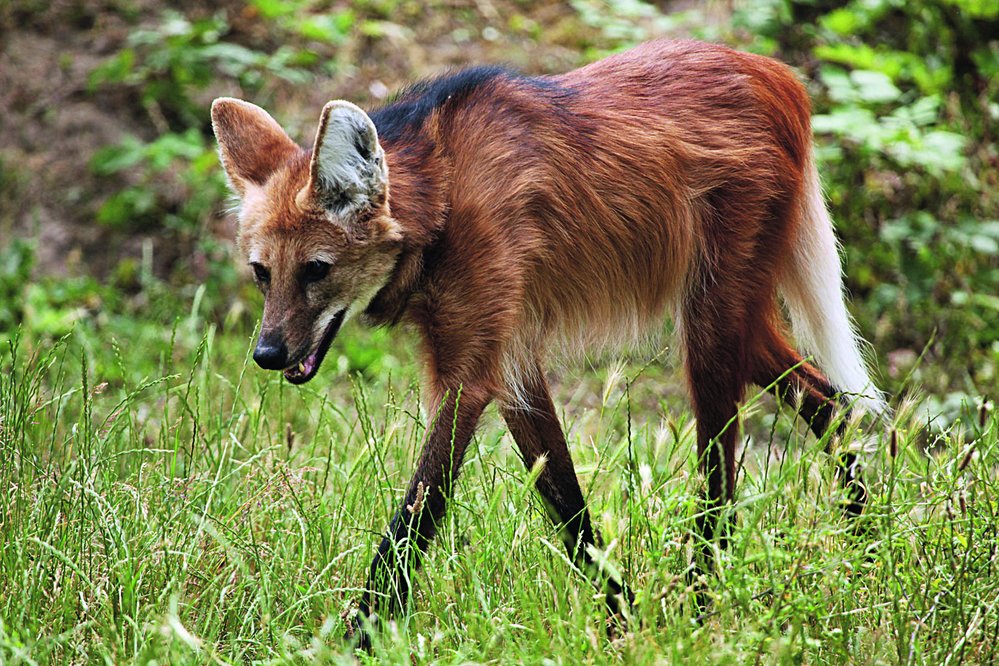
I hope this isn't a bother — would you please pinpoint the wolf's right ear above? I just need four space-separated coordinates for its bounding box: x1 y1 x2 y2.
211 98 299 197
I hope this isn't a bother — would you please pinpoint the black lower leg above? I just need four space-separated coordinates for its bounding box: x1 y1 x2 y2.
351 388 488 647
501 371 631 616
352 465 452 647
835 450 867 518
692 435 736 579
762 359 869 520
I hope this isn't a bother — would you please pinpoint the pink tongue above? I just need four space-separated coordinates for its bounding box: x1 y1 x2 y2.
286 350 318 379
301 352 317 375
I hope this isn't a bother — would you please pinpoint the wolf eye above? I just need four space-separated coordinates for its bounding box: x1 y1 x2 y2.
301 260 331 284
250 263 270 285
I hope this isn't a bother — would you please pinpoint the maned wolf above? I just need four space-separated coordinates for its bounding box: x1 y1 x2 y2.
211 39 884 642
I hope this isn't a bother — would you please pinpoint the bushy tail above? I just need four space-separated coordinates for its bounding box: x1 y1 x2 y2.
780 158 887 417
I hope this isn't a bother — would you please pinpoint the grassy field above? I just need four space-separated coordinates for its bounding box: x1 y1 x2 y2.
1 321 996 664
2 2 997 661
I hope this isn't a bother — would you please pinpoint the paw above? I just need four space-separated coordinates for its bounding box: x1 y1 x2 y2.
343 607 374 651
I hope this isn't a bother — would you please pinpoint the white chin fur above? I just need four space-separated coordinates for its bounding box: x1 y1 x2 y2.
311 269 393 341
314 306 346 341
347 271 393 323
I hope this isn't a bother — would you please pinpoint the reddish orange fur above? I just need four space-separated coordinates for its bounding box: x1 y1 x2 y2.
213 39 872 639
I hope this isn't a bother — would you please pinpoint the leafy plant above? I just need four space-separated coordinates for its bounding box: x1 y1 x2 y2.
0 241 117 345
249 0 356 46
0 238 35 334
88 10 313 129
90 129 226 231
84 8 325 324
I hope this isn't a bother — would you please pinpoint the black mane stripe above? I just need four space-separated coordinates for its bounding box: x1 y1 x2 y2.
369 66 519 142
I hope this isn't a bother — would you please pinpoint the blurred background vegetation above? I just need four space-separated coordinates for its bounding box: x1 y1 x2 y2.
1 0 996 422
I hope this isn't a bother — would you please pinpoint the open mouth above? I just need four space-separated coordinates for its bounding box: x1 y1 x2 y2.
283 309 346 384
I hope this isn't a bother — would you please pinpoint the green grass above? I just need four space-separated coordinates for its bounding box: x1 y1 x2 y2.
1 325 997 665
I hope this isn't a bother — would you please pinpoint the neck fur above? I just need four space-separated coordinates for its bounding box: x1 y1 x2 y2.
363 134 448 326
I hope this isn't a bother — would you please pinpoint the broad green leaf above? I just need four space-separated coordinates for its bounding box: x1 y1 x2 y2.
850 70 902 104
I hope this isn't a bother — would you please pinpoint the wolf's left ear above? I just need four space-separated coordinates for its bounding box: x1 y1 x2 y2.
302 101 388 216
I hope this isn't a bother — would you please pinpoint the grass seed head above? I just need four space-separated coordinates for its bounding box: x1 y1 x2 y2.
407 481 427 515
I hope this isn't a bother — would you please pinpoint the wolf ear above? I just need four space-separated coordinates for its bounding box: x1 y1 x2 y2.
302 101 388 216
210 98 299 197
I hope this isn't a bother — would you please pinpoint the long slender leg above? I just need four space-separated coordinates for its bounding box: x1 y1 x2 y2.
352 385 491 644
688 367 744 574
683 311 747 579
750 322 867 517
499 365 630 615
348 206 525 646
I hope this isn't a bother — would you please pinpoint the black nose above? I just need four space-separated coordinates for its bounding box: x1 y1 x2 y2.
253 335 288 370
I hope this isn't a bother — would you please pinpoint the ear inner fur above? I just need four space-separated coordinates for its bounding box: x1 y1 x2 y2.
210 97 300 196
303 101 388 217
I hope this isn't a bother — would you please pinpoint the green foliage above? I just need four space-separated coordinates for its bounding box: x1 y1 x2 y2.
88 10 313 129
716 0 999 399
90 128 226 232
570 0 696 56
1 241 115 342
0 239 35 333
84 8 322 322
83 8 310 241
812 85 967 175
250 0 357 45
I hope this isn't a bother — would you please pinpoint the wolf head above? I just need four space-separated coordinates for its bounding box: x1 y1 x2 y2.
211 98 403 383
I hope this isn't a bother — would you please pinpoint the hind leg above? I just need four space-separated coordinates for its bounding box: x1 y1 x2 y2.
750 321 867 517
682 298 750 580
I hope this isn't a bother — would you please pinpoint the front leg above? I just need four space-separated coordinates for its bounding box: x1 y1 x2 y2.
350 208 521 646
500 363 631 619
352 383 491 645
